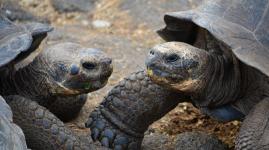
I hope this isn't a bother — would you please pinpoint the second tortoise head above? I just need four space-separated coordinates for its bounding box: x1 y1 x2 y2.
146 42 209 93
32 42 113 96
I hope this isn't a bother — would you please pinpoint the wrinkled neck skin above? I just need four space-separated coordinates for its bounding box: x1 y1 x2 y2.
231 64 269 115
183 30 241 108
0 55 54 101
190 31 268 112
191 52 241 108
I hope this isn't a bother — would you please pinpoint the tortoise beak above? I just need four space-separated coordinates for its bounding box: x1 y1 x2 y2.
53 82 81 95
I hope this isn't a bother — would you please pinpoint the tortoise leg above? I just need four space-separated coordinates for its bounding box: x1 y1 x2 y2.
5 95 99 150
86 70 185 149
235 98 269 150
46 94 87 122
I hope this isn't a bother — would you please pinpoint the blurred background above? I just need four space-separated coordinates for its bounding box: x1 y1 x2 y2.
0 0 239 149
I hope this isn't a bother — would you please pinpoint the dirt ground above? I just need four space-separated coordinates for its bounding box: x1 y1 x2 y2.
16 0 240 149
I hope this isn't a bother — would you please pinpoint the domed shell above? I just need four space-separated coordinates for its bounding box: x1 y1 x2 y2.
158 0 269 76
0 14 52 69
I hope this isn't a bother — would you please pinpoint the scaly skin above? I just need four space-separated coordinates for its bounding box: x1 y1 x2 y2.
87 70 185 149
0 42 113 121
88 30 269 149
6 95 108 150
235 98 269 150
145 31 269 149
0 42 113 149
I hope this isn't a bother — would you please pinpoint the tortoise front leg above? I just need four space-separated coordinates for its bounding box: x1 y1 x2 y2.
235 98 269 150
5 95 105 150
86 70 185 149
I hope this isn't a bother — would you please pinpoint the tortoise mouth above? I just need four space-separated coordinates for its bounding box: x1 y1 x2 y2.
146 67 200 92
58 69 112 95
146 66 188 85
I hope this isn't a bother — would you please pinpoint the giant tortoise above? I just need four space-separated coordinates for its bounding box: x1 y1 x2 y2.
0 13 52 150
87 0 269 149
0 14 114 149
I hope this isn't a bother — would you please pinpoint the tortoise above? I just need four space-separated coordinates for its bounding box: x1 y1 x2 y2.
0 14 52 150
87 0 269 149
0 14 113 149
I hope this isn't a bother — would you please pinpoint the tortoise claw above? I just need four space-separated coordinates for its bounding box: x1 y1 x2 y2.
101 137 109 147
91 128 100 141
86 108 142 149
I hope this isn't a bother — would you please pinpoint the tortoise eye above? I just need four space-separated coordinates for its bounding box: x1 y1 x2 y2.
82 62 96 70
166 54 179 63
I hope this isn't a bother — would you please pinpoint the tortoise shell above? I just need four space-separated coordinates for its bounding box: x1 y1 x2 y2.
158 0 269 76
0 14 52 69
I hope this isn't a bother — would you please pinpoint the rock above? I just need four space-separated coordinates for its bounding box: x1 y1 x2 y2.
47 23 100 44
92 20 111 29
175 132 229 150
51 0 97 12
0 0 49 23
142 132 172 150
0 96 28 150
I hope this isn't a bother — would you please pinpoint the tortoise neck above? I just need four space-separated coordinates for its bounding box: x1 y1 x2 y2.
0 68 15 95
231 62 269 114
0 56 51 99
192 53 242 107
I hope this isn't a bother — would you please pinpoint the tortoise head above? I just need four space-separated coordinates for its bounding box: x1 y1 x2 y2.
36 42 113 96
146 42 209 93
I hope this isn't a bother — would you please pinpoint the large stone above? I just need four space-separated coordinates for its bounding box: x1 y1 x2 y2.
51 0 97 12
0 0 48 22
175 132 229 150
142 132 172 150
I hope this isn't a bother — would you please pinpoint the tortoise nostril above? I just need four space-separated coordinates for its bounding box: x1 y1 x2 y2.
82 62 96 70
70 64 80 75
149 50 155 55
166 54 179 63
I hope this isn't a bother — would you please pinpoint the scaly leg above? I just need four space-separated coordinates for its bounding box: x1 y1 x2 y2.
235 98 269 150
6 95 106 150
86 70 185 149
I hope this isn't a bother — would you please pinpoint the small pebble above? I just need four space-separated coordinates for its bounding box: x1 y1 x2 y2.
81 20 90 26
92 20 111 29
